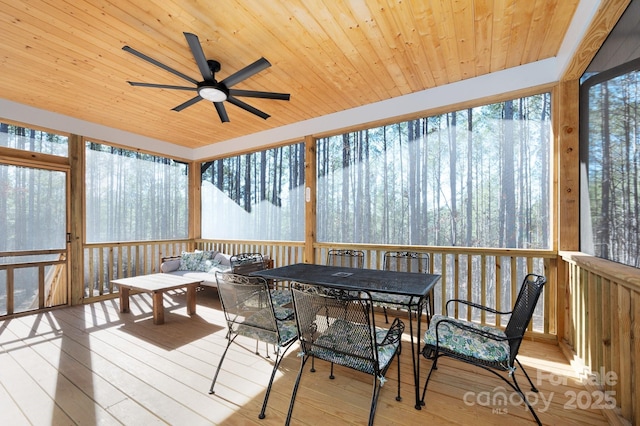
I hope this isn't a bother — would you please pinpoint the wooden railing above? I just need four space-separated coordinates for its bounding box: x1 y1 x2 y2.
82 239 556 339
560 251 639 425
194 239 305 267
315 243 557 337
83 240 193 299
0 250 67 317
43 254 68 307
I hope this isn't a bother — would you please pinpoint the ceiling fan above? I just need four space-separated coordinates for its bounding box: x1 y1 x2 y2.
122 32 290 123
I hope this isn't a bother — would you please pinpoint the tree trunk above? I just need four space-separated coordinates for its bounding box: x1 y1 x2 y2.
449 112 458 245
502 100 516 248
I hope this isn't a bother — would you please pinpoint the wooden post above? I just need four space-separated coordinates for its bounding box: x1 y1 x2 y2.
555 80 580 253
304 135 316 263
556 0 630 358
68 134 85 305
189 160 201 247
554 79 580 343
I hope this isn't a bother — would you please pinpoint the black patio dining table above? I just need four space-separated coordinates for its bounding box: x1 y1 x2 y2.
251 262 441 410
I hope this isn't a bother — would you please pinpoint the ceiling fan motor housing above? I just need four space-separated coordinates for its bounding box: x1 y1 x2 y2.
207 59 221 74
197 81 229 102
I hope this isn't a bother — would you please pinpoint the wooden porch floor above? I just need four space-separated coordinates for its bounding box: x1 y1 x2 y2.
0 288 609 425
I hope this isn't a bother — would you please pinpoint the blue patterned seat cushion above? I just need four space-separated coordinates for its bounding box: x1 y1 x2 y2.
237 307 297 346
312 319 399 375
369 291 419 308
270 289 292 306
423 315 510 366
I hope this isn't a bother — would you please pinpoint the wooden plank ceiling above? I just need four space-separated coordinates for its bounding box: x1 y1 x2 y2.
0 0 580 149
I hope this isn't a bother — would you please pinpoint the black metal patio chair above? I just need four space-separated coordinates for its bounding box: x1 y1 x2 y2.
209 272 298 420
231 252 291 306
420 273 546 425
286 284 405 426
370 251 431 323
230 252 267 274
326 249 365 268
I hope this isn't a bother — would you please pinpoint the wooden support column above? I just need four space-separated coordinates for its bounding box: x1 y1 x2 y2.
68 134 85 305
189 160 201 246
555 0 630 345
555 80 580 252
304 135 316 263
554 80 580 342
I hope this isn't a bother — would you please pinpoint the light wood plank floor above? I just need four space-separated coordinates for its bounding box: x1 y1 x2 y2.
0 288 609 425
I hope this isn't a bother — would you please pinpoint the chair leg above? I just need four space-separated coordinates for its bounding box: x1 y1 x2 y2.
285 354 311 426
383 306 389 323
367 379 383 426
511 369 542 426
209 336 237 394
516 357 538 392
396 343 402 402
329 362 335 379
420 352 440 405
367 347 401 426
421 354 543 425
258 343 294 419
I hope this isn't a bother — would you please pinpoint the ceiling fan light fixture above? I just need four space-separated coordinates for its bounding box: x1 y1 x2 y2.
124 32 289 122
198 84 228 102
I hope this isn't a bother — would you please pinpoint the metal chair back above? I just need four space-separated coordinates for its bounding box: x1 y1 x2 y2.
375 251 431 322
230 252 266 275
326 249 365 268
504 273 547 364
286 284 404 426
383 251 429 273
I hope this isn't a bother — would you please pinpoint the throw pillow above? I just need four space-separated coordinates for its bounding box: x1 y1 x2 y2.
196 251 213 272
178 251 204 271
213 252 232 267
206 260 223 274
161 258 181 273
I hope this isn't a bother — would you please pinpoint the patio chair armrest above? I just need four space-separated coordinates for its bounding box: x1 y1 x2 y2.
379 317 405 346
434 317 507 342
445 299 512 316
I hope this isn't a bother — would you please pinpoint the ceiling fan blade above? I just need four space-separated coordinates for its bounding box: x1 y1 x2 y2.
221 57 271 88
214 102 230 123
172 95 203 112
123 46 198 85
229 89 290 101
127 81 196 91
184 32 214 82
227 96 270 120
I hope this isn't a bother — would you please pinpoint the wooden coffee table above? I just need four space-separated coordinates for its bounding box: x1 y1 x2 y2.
112 273 203 325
